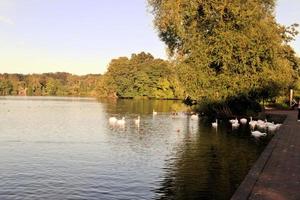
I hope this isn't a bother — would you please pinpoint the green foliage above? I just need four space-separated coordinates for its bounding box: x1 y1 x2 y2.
0 54 184 99
0 73 101 97
0 79 13 95
196 95 261 118
148 0 299 114
97 52 184 99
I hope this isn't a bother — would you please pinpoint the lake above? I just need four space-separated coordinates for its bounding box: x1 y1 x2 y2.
0 97 269 200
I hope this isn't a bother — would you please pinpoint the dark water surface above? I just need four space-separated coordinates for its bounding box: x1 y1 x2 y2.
0 97 269 200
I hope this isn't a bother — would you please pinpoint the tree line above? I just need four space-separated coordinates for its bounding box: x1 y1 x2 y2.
0 73 101 97
0 52 184 99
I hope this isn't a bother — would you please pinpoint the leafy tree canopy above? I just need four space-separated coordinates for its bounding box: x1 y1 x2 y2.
148 0 299 105
97 52 184 99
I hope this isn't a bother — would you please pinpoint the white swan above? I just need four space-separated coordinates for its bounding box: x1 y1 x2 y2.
249 117 257 129
109 117 117 126
232 122 240 129
240 118 247 124
229 118 238 124
268 124 277 132
117 117 125 127
251 130 267 138
266 121 274 127
135 116 140 126
275 123 282 129
249 121 257 129
257 121 267 130
257 119 264 124
212 119 218 128
191 114 199 120
267 122 281 132
153 110 157 116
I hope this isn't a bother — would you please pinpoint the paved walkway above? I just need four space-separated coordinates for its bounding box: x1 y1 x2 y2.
231 110 300 200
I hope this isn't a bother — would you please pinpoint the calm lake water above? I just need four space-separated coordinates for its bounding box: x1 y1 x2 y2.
0 97 269 200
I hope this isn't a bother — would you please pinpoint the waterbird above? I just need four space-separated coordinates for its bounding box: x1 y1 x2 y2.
267 122 281 132
267 123 277 132
109 117 117 126
257 121 267 130
251 130 267 138
232 122 240 129
229 118 238 124
257 119 265 124
153 110 157 116
266 121 274 127
275 123 282 129
212 119 218 128
117 117 126 127
134 116 140 126
240 118 247 124
249 117 257 129
191 114 199 120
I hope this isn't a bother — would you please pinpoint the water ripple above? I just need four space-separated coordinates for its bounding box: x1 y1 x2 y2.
0 97 268 200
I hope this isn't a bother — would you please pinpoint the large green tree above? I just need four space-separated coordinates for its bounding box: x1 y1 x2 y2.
98 52 184 99
148 0 299 105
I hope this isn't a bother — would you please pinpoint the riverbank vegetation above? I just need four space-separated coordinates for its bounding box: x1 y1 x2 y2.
148 0 300 116
1 52 184 99
0 73 100 97
96 52 184 99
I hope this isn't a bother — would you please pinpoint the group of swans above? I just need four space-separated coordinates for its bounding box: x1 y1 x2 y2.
109 110 158 128
211 117 244 129
249 118 282 138
211 116 282 138
228 118 248 129
170 112 199 120
239 117 281 138
109 116 140 128
249 117 281 131
109 116 126 127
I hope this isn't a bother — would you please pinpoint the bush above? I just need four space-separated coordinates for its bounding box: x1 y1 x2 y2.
195 95 262 118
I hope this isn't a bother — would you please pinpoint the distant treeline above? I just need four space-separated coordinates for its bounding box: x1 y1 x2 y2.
0 72 101 97
0 52 185 99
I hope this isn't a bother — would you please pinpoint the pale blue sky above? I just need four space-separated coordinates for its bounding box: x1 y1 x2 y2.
0 0 299 75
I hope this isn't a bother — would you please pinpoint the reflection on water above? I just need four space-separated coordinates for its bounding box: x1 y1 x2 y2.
0 97 268 200
100 98 183 115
